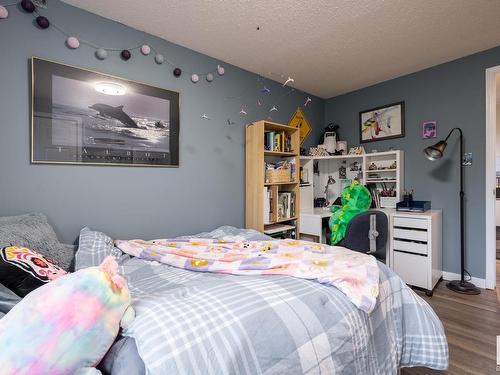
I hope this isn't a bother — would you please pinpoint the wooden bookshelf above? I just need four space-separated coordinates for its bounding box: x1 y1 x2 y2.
245 120 300 238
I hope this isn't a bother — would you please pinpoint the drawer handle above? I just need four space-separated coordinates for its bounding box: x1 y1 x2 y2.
394 226 427 232
394 249 427 257
393 238 427 245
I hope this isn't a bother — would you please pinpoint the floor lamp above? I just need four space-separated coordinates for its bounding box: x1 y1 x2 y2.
423 127 480 295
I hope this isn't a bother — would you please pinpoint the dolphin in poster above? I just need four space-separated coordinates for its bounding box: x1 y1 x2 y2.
88 103 138 128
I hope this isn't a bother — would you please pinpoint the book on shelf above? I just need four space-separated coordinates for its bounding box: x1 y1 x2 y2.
263 187 272 224
283 132 292 152
277 191 295 220
366 183 380 208
264 131 274 151
289 158 296 181
273 133 281 152
264 130 292 153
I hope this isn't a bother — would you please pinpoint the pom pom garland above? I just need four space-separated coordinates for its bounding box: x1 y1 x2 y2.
5 2 225 83
66 36 80 49
1 1 308 119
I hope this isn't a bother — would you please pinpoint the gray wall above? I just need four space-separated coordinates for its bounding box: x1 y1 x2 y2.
0 0 324 243
325 45 500 278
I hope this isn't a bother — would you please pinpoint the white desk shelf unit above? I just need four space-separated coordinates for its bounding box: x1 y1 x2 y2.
300 150 403 211
299 151 403 264
390 210 442 296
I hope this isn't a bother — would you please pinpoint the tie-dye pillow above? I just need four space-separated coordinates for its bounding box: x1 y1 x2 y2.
0 256 134 375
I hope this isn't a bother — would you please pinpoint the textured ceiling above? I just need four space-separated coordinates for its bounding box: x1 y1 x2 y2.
62 0 500 98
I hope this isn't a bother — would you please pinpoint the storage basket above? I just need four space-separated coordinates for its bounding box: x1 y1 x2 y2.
380 196 397 208
266 168 291 183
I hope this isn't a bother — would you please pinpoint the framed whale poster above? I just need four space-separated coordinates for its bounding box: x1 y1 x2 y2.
31 57 180 167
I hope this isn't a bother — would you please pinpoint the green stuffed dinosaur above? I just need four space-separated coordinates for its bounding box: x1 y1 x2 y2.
329 180 372 245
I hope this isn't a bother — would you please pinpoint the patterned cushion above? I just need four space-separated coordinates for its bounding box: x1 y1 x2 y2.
0 213 74 271
0 246 67 297
75 227 116 270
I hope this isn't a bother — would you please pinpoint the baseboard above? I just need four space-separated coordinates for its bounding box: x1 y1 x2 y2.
441 271 486 289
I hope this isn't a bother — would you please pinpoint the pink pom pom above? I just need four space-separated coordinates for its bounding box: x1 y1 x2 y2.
0 6 8 19
111 274 126 289
100 256 127 289
191 74 199 83
100 255 118 276
217 65 225 76
66 36 80 49
140 44 151 55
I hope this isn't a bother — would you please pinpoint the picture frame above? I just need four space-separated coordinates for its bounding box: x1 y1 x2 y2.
359 101 405 143
31 57 180 167
422 121 437 139
336 140 347 155
348 146 365 155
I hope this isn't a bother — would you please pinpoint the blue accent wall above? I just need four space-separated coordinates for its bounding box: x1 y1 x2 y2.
0 0 324 243
1 0 498 279
325 46 500 278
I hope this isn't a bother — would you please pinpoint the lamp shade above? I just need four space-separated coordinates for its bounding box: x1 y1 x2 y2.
423 140 447 160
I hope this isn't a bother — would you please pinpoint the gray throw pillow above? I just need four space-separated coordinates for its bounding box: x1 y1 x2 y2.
0 213 73 271
75 227 116 270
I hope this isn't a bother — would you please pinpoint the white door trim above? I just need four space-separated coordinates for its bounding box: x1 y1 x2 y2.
485 66 499 289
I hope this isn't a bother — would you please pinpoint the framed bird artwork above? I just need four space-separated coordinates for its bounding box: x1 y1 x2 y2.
359 101 405 143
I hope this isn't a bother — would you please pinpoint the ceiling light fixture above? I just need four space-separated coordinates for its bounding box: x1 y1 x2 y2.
94 81 126 96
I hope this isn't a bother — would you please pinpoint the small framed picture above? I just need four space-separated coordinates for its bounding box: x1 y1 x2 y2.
336 141 347 155
360 101 405 143
348 146 365 155
422 121 437 139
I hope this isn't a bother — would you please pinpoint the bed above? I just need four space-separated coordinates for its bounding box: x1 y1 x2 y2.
74 226 448 375
0 223 448 374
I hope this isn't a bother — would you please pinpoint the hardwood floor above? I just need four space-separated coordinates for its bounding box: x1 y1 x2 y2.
402 261 500 375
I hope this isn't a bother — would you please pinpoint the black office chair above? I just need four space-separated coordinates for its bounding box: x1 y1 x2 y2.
339 210 388 262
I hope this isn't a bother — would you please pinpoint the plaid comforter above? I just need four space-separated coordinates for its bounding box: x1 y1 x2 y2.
76 226 448 375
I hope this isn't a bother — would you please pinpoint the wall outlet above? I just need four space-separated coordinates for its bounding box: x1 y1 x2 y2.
463 152 472 166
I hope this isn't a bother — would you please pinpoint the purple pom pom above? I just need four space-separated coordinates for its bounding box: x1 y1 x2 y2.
120 50 131 61
173 68 182 77
21 0 35 13
36 16 50 29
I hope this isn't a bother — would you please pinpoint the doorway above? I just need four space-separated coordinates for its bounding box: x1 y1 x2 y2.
485 66 500 290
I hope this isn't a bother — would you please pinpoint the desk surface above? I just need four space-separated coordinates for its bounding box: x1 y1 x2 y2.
301 207 396 218
301 208 333 218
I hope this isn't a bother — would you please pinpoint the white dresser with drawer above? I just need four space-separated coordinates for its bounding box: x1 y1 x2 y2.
390 210 442 296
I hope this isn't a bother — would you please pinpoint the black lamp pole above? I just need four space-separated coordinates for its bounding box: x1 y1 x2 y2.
423 127 480 295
